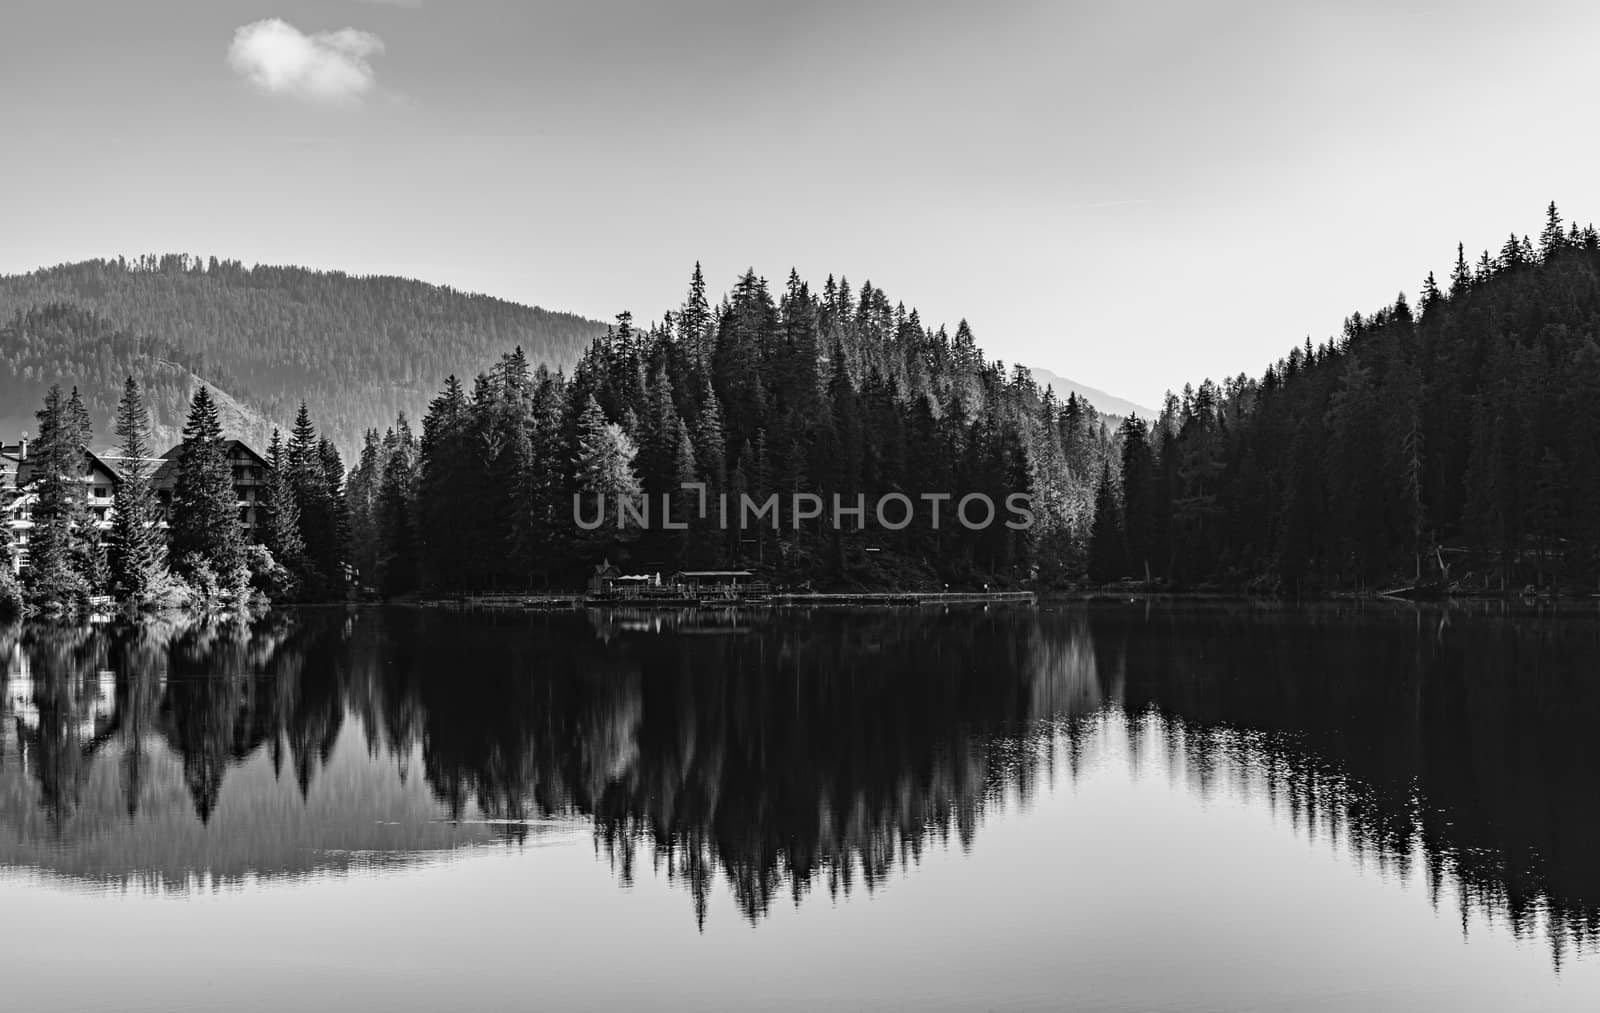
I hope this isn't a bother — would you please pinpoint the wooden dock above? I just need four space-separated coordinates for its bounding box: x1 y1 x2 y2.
767 590 1036 607
425 593 585 611
421 590 1036 611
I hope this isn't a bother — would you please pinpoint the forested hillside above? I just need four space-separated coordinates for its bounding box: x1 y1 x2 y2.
0 255 605 451
345 267 1116 592
1090 203 1600 594
0 304 272 451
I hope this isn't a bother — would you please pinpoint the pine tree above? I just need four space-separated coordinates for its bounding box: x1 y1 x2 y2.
345 429 383 579
264 428 306 567
1086 462 1124 584
1475 249 1495 283
573 394 643 554
694 378 727 491
318 437 350 587
24 385 94 606
170 386 245 582
418 376 471 589
680 262 713 366
1540 201 1566 260
283 403 343 592
511 378 571 585
826 339 863 495
1419 272 1442 320
1449 242 1472 296
1118 416 1157 582
109 376 167 602
377 425 420 594
670 417 699 558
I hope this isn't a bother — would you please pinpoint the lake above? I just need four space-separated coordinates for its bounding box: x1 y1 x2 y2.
2 602 1599 1011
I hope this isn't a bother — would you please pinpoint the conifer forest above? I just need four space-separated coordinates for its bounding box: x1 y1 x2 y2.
6 204 1600 611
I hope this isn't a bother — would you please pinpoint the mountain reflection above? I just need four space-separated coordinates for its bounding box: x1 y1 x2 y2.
2 603 1598 954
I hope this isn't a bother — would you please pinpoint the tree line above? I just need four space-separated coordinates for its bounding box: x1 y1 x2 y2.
5 262 1115 610
26 200 1588 604
343 266 1115 594
1088 202 1600 593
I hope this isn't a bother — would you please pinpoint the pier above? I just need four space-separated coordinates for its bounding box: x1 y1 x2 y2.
421 590 1036 610
767 590 1036 607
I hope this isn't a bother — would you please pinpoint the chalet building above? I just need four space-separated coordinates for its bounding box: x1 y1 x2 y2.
588 559 622 593
0 438 26 482
2 434 272 576
150 440 272 540
1 436 123 575
1 439 25 575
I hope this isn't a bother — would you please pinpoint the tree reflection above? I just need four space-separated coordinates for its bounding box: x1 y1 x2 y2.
1087 601 1600 967
1 602 1599 959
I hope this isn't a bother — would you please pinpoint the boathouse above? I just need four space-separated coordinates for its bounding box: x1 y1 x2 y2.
671 570 767 599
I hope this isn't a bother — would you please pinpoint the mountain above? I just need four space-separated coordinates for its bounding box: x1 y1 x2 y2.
0 303 275 455
0 255 606 453
1029 367 1153 420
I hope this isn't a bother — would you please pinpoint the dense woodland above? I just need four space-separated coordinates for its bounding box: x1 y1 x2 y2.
9 203 1600 602
1088 203 1600 594
344 266 1114 593
0 256 605 452
4 264 1114 611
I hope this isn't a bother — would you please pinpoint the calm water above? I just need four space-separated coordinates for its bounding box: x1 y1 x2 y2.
3 602 1600 1011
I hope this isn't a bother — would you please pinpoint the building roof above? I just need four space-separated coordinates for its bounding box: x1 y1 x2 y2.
85 449 125 483
151 439 270 487
223 440 272 467
13 447 124 487
674 570 755 578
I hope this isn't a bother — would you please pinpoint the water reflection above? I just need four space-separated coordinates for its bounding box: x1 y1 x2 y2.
1088 601 1600 968
1 603 1598 961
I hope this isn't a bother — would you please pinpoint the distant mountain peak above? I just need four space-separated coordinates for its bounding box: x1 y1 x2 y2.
1028 367 1153 420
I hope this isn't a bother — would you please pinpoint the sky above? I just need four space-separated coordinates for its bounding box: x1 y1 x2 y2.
3 0 1598 409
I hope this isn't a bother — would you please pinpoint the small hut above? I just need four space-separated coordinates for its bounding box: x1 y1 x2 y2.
588 559 623 594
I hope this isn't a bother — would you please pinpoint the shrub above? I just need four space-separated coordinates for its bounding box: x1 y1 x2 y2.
0 567 22 617
245 543 298 602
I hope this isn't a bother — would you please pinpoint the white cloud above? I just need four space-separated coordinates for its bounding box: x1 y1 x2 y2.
227 19 386 104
